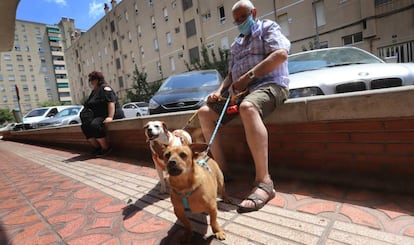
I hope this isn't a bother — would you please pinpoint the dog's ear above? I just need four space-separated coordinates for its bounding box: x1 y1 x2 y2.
161 121 168 131
143 122 150 129
190 143 208 154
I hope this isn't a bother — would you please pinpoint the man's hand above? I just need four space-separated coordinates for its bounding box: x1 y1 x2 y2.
207 91 222 103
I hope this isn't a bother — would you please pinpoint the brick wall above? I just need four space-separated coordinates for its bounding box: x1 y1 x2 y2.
3 87 414 192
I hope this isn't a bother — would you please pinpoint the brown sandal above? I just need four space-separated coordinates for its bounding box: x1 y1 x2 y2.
237 181 275 213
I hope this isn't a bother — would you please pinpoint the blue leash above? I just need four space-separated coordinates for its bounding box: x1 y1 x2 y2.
205 92 231 154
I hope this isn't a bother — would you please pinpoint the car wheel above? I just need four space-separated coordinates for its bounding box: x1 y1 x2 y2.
69 121 78 124
136 112 141 117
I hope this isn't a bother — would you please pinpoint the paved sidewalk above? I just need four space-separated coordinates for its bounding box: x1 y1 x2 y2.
1 140 414 245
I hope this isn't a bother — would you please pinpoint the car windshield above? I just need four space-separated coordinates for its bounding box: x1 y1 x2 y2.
288 47 384 74
158 72 219 91
55 107 81 118
25 108 48 118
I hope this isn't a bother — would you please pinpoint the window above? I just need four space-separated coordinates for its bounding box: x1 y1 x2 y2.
375 0 392 6
20 75 27 82
25 46 29 52
118 76 124 88
154 39 159 51
151 16 156 29
15 45 21 51
16 55 23 61
2 96 7 102
218 6 226 24
29 65 33 72
313 0 326 27
6 64 13 71
140 45 144 57
157 62 162 75
170 57 175 71
23 84 29 91
185 19 196 37
14 34 19 41
342 32 363 45
0 85 5 91
0 75 3 81
278 14 290 37
110 21 115 32
35 27 41 35
166 32 172 45
163 8 168 21
172 1 177 9
36 37 43 43
116 58 121 69
23 35 27 42
8 75 15 81
189 46 200 64
3 54 11 61
113 39 118 51
148 0 153 7
125 11 129 21
18 65 25 72
182 0 192 11
138 25 142 37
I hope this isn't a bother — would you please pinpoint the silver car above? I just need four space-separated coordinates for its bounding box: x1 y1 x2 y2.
37 106 83 128
288 46 414 98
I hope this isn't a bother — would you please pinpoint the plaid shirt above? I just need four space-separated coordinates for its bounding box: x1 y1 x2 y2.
229 19 291 90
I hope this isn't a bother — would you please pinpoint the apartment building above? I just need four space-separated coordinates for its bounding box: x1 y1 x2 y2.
62 0 413 104
0 17 79 113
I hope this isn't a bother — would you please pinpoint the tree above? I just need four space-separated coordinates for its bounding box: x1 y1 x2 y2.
126 64 162 102
184 45 230 78
0 109 14 125
38 101 62 107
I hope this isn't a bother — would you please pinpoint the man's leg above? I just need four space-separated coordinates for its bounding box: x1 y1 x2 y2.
238 101 273 209
197 105 228 173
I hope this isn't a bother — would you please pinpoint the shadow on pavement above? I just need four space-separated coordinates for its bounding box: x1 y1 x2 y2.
62 153 97 163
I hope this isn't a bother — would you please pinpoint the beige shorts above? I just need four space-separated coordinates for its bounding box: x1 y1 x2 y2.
207 83 289 125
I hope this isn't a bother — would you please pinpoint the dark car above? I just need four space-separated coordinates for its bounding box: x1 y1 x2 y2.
149 70 223 114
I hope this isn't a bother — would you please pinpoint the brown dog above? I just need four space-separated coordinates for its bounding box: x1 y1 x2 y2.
163 143 228 241
144 121 192 193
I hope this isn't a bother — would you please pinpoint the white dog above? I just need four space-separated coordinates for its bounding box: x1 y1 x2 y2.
144 121 192 193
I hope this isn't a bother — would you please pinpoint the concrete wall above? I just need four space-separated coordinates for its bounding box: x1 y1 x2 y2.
3 86 414 192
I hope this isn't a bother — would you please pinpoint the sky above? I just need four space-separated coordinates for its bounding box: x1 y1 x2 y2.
16 0 111 31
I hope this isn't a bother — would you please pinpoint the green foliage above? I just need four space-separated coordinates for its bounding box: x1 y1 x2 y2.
0 109 14 125
38 101 62 107
184 45 230 78
126 64 162 103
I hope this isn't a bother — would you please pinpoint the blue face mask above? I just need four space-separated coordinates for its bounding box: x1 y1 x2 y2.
237 15 255 36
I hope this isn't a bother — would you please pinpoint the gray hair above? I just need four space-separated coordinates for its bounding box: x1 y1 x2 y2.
232 0 255 12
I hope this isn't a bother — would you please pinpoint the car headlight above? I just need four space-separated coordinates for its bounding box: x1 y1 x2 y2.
289 87 324 98
148 99 160 109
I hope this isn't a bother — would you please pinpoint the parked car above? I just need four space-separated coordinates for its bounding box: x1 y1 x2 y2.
287 46 414 98
0 123 16 132
37 105 83 128
122 102 149 118
15 106 72 130
149 70 223 114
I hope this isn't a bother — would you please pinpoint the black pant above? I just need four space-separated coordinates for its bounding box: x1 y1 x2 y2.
81 117 106 139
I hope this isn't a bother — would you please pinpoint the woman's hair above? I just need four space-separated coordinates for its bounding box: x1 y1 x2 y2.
88 71 105 85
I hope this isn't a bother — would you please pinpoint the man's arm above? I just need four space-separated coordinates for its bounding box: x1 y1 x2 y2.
233 49 288 91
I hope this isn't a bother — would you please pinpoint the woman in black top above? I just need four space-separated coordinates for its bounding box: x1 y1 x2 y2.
81 71 124 157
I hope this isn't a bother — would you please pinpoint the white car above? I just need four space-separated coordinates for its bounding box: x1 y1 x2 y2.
16 106 73 130
287 46 414 98
122 102 149 118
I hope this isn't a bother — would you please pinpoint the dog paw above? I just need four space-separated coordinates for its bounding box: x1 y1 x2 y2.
215 231 226 240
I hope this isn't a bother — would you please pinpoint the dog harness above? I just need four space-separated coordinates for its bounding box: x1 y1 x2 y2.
174 158 212 212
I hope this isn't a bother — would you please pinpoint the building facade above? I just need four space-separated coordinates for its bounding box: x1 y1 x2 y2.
0 17 80 113
65 0 413 105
